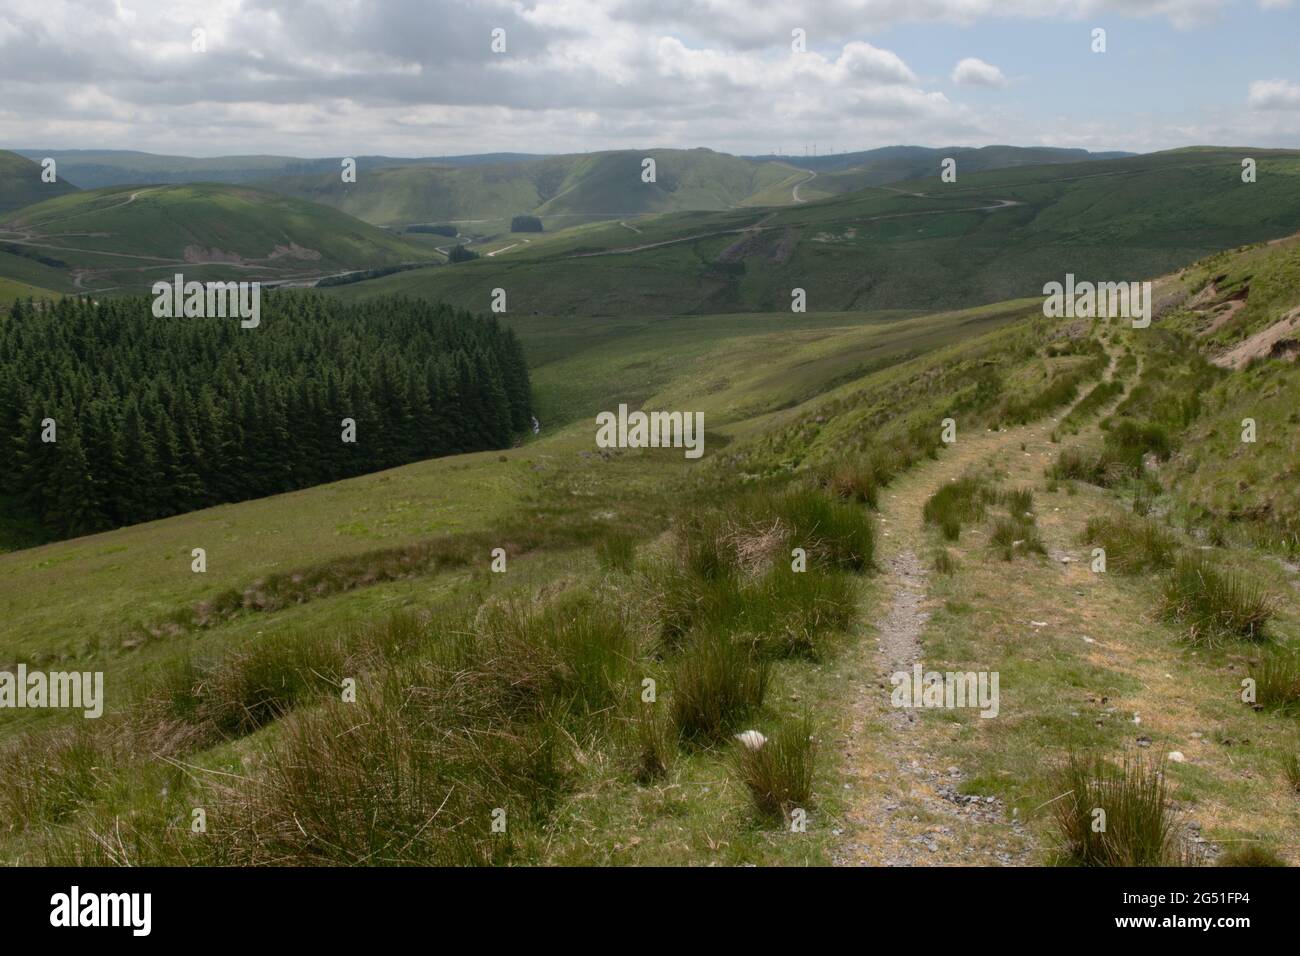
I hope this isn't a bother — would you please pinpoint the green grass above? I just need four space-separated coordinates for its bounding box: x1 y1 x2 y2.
923 476 997 541
0 277 62 311
265 149 798 227
733 714 817 822
931 548 959 575
1049 751 1188 867
327 148 1300 318
0 149 78 215
989 513 1047 561
5 225 1300 867
594 530 636 573
669 633 770 745
1218 845 1288 867
1082 514 1180 575
1254 648 1300 714
1159 554 1275 645
0 183 435 294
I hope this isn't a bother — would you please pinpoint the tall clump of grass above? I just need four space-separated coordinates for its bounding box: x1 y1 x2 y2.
1083 514 1180 574
989 514 1046 561
931 548 959 575
1159 554 1274 645
1047 447 1104 485
150 611 429 742
734 714 816 821
1050 751 1186 867
0 725 113 829
641 495 860 659
1254 648 1300 714
1218 845 1288 867
631 703 675 784
747 565 855 660
1000 487 1034 515
477 591 635 719
1282 752 1300 796
669 633 769 744
822 459 880 509
767 486 876 572
228 664 566 866
594 531 636 573
923 476 996 542
44 622 575 867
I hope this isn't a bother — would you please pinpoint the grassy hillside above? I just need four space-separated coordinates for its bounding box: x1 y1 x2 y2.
747 144 1132 173
0 150 78 216
4 249 1296 866
326 148 1300 317
264 149 799 227
11 149 546 189
0 277 61 311
0 183 435 293
1147 234 1300 550
770 145 1134 199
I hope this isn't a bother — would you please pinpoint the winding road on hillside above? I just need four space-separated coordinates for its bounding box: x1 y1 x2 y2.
792 169 817 203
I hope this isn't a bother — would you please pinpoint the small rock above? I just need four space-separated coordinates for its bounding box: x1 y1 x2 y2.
1136 734 1152 748
1169 751 1185 763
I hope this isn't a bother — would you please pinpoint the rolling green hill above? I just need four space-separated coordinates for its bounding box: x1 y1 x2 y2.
326 148 1300 317
2 232 1297 866
0 150 78 215
10 149 547 189
0 183 436 293
751 145 1134 199
264 148 801 227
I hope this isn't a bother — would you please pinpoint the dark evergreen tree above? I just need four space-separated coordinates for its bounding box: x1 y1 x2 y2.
0 293 532 540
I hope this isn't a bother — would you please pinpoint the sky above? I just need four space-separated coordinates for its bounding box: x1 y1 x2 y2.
2 0 1299 158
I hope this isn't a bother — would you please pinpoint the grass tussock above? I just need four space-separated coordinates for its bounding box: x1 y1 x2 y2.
594 531 636 573
1049 751 1187 867
669 633 769 744
734 715 816 821
43 591 641 866
923 476 997 541
1282 752 1300 796
641 486 866 656
1083 514 1180 575
0 726 114 829
1061 379 1124 433
1159 554 1275 645
1217 845 1288 867
766 486 876 573
931 548 959 575
989 513 1046 561
152 611 430 742
473 592 636 719
630 704 675 784
821 459 880 509
1254 648 1300 714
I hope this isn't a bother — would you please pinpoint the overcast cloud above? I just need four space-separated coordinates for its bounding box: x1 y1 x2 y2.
1 0 1298 157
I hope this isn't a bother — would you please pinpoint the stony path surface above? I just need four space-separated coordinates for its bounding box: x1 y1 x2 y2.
833 350 1125 866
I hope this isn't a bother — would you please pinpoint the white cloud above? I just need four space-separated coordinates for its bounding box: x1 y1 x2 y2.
951 57 1008 87
0 0 1293 156
1248 79 1300 110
